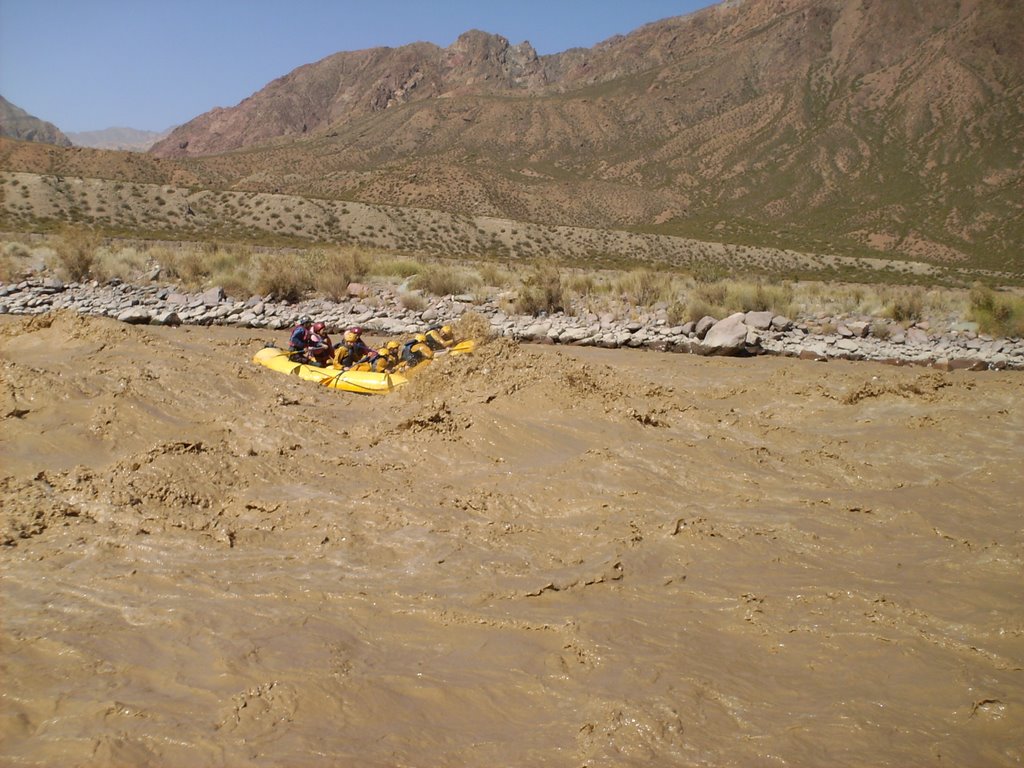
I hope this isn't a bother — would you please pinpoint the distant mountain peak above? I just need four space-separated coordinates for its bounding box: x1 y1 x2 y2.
0 95 72 147
66 126 173 152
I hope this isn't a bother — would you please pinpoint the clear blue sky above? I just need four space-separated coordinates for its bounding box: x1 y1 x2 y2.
0 0 716 134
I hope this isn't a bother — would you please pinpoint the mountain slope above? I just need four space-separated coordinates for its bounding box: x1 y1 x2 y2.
0 96 72 147
147 0 1023 269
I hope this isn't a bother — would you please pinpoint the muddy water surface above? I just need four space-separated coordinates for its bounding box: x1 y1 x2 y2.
1 313 1022 766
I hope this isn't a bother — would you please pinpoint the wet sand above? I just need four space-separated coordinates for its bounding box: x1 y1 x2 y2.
2 312 1022 767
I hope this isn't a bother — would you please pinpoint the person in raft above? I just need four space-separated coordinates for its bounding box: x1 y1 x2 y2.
307 322 334 367
369 340 402 372
288 315 315 363
399 333 434 369
332 327 373 369
424 324 456 351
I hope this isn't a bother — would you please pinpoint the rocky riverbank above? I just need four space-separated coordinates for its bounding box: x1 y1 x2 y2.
1 276 1021 371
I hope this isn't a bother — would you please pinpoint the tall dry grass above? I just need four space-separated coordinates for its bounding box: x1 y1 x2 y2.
410 263 481 297
969 284 1024 337
515 262 567 316
52 226 102 281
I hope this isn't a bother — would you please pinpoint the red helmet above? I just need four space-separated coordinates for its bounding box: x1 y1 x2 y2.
350 326 363 335
312 322 326 333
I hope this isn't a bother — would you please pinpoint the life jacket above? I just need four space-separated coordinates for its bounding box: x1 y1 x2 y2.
332 342 363 369
369 350 395 373
425 327 454 350
307 333 334 364
289 325 310 351
402 339 434 365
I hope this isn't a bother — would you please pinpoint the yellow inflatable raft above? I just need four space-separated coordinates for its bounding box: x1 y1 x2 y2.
252 339 475 395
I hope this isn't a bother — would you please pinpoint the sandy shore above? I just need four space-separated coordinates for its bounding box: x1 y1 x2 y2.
2 312 1022 766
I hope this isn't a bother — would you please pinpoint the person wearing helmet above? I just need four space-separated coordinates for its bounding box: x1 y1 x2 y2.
400 332 434 369
307 321 334 367
425 324 456 351
331 326 373 369
365 341 401 373
288 315 315 363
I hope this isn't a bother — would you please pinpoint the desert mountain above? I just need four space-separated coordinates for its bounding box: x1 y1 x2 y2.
1 0 1021 278
145 0 1023 270
0 96 72 147
68 126 172 152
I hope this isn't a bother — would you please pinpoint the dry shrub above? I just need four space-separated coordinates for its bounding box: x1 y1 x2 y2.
564 272 604 297
681 298 720 324
255 252 312 302
618 268 671 307
399 292 428 311
311 248 366 301
883 286 925 322
410 263 480 297
871 321 892 340
53 226 101 281
681 279 793 321
1 241 32 282
92 246 150 283
694 282 727 308
0 253 12 283
205 244 257 298
373 257 422 279
514 262 566 316
969 284 1024 337
688 261 731 284
161 247 210 288
477 262 514 288
725 281 794 314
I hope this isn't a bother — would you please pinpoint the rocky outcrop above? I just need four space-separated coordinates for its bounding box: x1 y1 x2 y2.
2 277 1021 371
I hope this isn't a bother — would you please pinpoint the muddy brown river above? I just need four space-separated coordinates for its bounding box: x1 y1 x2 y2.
1 312 1021 766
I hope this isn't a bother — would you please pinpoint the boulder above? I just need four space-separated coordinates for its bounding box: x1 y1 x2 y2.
201 286 225 306
697 313 749 355
117 307 151 325
744 310 773 330
152 311 182 326
346 282 369 298
694 315 717 339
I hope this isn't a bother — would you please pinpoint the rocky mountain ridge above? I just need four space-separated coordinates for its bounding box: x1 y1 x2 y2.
0 96 72 148
144 0 1023 270
2 0 1022 277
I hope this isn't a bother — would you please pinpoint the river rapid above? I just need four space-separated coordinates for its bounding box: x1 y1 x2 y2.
2 312 1022 767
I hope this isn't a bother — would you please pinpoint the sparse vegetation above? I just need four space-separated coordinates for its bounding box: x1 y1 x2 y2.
969 284 1024 338
410 263 480 297
254 252 311 302
52 226 102 281
515 262 567 316
309 247 366 301
883 286 925 323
